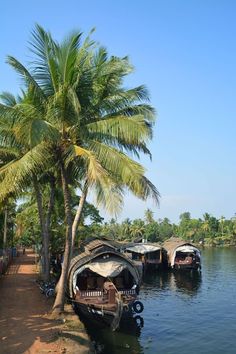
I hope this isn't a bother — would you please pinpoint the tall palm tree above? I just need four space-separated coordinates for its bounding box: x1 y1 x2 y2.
0 25 159 313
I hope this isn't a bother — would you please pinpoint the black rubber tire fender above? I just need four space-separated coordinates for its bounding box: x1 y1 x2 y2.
132 300 144 314
134 315 144 328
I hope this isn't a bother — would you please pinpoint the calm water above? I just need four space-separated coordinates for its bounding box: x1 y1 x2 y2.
82 248 236 354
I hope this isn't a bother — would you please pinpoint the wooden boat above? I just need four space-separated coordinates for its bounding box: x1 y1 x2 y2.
163 237 201 271
68 237 143 331
123 242 164 271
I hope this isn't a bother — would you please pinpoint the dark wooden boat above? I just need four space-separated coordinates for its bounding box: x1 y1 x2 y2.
163 237 201 271
68 238 143 330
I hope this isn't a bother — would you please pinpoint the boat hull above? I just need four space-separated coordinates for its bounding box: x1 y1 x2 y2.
73 301 134 329
173 262 201 271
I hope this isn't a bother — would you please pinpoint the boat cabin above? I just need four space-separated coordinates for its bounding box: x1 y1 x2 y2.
163 237 201 271
123 243 164 270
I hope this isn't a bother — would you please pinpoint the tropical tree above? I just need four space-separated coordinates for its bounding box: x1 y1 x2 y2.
120 218 132 241
0 25 159 314
0 90 56 281
130 219 145 240
144 208 154 224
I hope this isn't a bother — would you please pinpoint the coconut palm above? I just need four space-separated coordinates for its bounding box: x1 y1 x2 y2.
130 219 145 240
0 90 57 281
144 208 154 224
0 25 159 313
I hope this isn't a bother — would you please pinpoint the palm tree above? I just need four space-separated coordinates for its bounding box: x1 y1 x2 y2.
219 216 225 237
0 91 56 281
130 219 145 240
144 208 154 224
121 218 132 240
0 25 159 313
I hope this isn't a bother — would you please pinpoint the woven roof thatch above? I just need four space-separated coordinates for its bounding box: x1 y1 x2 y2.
163 237 194 252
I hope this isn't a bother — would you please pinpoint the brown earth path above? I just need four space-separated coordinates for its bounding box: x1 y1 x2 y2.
0 249 93 354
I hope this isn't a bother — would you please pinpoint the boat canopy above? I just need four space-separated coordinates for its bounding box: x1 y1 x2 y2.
125 244 161 255
72 256 139 293
176 245 200 254
163 237 201 267
171 245 201 267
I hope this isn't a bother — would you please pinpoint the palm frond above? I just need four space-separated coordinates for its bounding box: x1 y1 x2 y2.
92 180 124 215
86 114 152 145
64 144 108 186
6 56 46 100
0 92 17 106
29 24 59 94
88 140 145 185
58 31 82 84
0 143 52 200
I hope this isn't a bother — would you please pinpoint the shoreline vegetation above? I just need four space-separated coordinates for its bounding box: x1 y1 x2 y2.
89 210 236 247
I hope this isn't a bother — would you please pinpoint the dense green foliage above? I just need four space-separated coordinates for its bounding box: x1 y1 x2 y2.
89 209 236 246
13 189 103 250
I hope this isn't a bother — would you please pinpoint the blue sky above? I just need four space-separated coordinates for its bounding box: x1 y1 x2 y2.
1 1 236 223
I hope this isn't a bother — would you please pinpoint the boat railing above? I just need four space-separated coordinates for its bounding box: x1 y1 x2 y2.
79 290 103 298
77 288 136 298
119 289 136 296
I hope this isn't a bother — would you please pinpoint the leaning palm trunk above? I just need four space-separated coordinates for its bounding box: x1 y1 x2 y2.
33 177 50 281
3 207 8 249
52 161 73 314
71 184 88 254
45 175 55 246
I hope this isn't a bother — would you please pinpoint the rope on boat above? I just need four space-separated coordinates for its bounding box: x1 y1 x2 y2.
111 296 123 331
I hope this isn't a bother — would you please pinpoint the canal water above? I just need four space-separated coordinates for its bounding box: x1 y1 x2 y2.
82 248 236 353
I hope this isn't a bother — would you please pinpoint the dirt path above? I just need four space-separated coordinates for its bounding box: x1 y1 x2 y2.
0 250 92 354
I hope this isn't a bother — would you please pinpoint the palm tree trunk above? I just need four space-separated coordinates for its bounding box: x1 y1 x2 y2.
45 175 55 243
52 161 72 314
3 207 8 249
71 184 88 253
33 177 50 281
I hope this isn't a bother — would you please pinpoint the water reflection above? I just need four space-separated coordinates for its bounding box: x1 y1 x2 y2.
173 270 202 296
77 249 236 354
84 313 144 354
142 270 202 297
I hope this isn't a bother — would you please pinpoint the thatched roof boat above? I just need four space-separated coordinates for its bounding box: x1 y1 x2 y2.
163 237 201 270
68 237 143 330
122 242 165 270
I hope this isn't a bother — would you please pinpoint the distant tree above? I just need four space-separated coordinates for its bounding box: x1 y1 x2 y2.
144 208 154 224
120 218 132 241
144 221 159 242
179 212 191 222
158 218 174 241
130 219 145 240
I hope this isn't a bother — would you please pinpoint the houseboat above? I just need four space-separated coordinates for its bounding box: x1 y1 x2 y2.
68 237 143 331
123 242 164 271
163 237 201 271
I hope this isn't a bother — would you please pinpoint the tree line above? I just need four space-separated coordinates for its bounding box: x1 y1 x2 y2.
86 210 236 246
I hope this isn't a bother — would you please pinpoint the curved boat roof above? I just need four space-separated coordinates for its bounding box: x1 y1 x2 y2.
163 237 200 254
125 243 161 254
163 237 200 266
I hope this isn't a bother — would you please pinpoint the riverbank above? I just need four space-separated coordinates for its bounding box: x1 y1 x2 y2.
0 249 93 354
